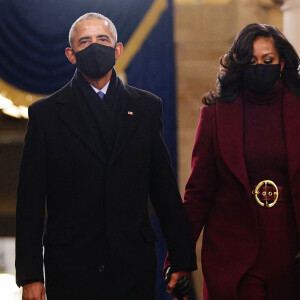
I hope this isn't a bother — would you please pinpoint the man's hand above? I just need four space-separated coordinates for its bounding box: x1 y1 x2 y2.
166 270 192 299
22 282 46 300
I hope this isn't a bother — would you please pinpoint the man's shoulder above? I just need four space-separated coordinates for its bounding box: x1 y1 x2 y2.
29 81 72 112
123 83 161 106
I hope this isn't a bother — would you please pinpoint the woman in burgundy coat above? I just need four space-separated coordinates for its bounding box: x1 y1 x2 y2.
184 24 300 300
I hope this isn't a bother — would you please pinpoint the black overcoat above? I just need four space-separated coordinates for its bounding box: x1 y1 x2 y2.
16 70 196 299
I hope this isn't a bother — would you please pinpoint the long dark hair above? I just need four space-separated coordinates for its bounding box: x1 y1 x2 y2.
203 23 300 105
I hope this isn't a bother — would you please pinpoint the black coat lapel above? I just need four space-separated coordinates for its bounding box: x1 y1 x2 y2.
55 72 107 163
109 83 144 164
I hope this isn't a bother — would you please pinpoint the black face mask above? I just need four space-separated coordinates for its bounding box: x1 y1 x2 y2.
74 43 116 79
242 64 281 94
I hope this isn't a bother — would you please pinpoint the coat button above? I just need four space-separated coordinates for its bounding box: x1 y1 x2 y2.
98 265 105 272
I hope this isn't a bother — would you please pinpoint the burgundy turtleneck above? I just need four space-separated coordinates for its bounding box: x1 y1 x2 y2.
243 79 289 186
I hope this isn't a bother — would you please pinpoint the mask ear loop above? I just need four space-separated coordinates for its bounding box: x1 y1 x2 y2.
279 57 285 77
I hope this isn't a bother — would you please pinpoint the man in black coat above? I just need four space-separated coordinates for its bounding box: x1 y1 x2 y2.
16 12 197 300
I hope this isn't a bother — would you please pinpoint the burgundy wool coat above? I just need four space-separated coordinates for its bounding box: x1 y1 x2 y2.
184 86 300 299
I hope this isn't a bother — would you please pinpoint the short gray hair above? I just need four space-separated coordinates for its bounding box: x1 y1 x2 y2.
69 12 118 47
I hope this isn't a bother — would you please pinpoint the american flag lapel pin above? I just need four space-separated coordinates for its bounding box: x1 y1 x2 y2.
128 111 134 116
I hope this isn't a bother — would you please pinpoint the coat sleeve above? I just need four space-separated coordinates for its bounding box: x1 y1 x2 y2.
184 105 218 242
16 104 47 287
149 98 197 273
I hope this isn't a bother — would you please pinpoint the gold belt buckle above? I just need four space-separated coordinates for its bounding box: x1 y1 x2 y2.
253 180 279 208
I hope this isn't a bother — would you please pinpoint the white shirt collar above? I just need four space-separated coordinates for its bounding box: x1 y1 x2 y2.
90 80 110 95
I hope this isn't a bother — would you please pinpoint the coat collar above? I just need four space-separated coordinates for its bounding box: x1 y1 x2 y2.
283 87 300 183
55 70 144 164
109 82 144 164
216 87 300 191
55 72 107 163
216 97 250 192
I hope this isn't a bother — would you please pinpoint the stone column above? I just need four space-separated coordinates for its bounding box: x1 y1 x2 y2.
280 0 300 54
